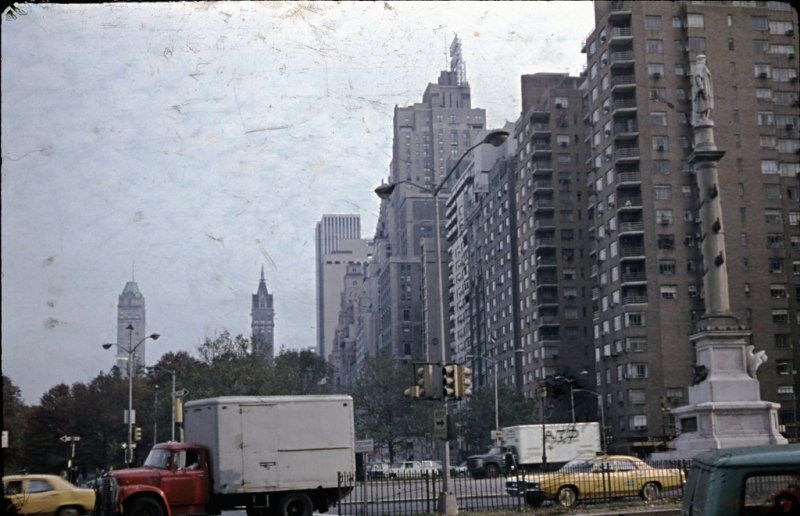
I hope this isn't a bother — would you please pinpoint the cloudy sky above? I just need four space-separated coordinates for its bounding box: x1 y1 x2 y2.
1 1 594 403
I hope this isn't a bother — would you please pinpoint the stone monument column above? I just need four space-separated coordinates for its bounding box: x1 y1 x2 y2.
653 55 786 459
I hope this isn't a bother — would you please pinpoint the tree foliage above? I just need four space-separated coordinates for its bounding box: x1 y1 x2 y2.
9 332 332 475
349 351 432 463
454 382 537 460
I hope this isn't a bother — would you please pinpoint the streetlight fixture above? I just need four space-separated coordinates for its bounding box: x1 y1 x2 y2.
103 326 160 466
573 388 606 453
375 129 509 515
553 376 577 424
466 354 500 446
148 365 177 442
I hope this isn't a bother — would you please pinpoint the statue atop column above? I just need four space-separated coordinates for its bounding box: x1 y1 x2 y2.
691 55 714 126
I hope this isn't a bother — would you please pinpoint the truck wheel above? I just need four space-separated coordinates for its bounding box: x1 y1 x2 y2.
278 493 313 516
127 498 164 516
557 485 579 508
56 507 81 516
485 464 500 478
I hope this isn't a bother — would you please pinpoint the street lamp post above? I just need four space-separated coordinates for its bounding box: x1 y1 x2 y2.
574 388 606 452
103 327 160 466
553 376 576 424
153 385 159 445
149 365 177 442
466 354 500 446
536 385 548 468
376 129 509 515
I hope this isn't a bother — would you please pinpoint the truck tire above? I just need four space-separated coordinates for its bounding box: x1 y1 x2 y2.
126 498 164 516
278 493 313 516
485 464 500 478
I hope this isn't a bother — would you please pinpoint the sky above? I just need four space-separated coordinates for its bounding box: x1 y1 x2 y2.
1 1 595 404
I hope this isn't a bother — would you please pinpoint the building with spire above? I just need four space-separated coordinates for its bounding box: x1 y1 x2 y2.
117 278 147 376
251 266 275 362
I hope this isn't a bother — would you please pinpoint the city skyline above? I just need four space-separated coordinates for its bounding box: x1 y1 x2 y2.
1 2 594 403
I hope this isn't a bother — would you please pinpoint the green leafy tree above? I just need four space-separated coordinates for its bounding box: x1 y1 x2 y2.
454 382 537 459
2 375 30 474
270 349 332 395
349 351 431 463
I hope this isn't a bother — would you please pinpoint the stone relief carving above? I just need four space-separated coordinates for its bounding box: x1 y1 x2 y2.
746 345 768 379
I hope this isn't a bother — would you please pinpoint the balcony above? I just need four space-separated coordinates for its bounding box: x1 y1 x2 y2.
614 147 640 162
620 245 646 259
617 196 643 211
622 295 648 305
538 296 559 306
532 142 552 156
609 1 632 22
610 51 635 68
618 221 644 234
612 97 637 115
535 315 561 327
534 237 556 248
621 271 647 284
533 179 554 192
616 170 641 185
532 161 553 175
535 256 558 268
533 218 556 230
537 275 558 286
614 121 639 139
531 123 551 135
609 26 633 46
611 74 636 91
533 198 555 211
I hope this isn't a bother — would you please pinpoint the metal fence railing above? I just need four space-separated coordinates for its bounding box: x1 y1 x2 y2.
336 459 692 514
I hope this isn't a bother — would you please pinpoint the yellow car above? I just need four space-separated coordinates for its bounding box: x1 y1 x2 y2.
505 455 686 508
3 475 95 516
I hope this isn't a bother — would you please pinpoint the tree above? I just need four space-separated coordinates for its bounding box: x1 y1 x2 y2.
270 349 332 395
349 351 431 463
454 382 537 460
2 375 30 474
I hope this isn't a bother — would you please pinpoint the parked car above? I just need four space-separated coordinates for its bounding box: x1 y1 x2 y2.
681 443 800 516
505 455 685 508
366 462 391 479
387 460 442 478
450 462 469 477
3 474 95 516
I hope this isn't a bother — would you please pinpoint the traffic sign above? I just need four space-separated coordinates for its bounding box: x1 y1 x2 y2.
355 439 374 453
2 431 8 448
433 409 447 440
490 430 503 441
175 388 189 397
60 435 81 443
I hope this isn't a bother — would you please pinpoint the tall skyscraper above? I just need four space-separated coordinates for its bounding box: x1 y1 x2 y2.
251 266 275 362
376 36 487 361
117 279 146 376
582 0 798 451
315 214 361 357
513 73 595 401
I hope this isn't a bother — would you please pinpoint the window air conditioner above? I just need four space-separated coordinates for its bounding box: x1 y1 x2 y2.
652 71 662 78
605 129 611 136
758 72 769 78
658 144 665 151
555 103 564 109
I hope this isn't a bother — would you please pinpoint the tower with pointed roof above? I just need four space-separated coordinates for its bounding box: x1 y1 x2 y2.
251 266 275 362
117 278 146 376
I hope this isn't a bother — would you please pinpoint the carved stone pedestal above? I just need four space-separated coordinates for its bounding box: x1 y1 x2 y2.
653 327 787 460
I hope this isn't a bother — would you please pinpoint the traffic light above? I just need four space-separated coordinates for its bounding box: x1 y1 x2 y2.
455 365 472 398
406 364 441 400
442 365 457 399
134 426 142 441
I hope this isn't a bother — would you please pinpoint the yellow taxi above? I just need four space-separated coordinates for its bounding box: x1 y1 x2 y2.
3 475 95 516
505 455 686 508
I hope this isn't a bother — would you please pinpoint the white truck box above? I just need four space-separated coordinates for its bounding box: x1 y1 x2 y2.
503 422 601 465
184 395 355 495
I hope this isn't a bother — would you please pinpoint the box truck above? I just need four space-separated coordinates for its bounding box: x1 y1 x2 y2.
467 422 601 477
94 395 355 516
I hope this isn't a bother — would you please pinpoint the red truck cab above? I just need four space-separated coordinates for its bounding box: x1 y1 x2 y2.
99 443 211 516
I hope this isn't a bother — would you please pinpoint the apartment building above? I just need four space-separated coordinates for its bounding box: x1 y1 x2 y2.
582 0 799 450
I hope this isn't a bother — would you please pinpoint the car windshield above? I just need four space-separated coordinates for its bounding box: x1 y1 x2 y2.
143 448 172 469
487 447 505 455
561 459 594 472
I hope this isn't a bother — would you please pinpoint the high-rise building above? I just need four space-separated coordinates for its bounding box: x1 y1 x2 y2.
315 214 361 357
377 36 487 362
581 0 798 451
330 263 367 390
513 74 596 404
251 266 275 362
117 279 146 376
319 238 373 361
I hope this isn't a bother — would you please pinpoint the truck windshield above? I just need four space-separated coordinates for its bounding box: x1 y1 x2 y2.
487 447 505 455
144 449 172 469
